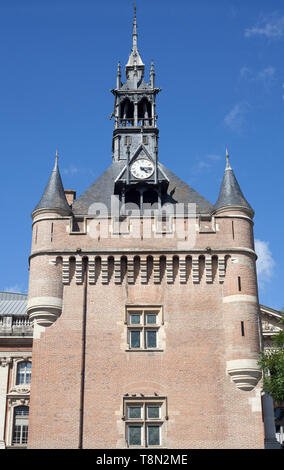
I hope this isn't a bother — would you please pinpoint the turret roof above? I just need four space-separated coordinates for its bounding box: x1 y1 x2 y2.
32 152 72 215
213 151 253 216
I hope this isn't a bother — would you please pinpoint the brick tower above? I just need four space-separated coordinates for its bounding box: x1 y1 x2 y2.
27 10 265 449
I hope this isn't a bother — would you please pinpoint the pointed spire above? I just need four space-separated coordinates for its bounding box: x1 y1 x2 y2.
125 5 144 81
132 2 138 52
213 149 254 216
32 151 72 216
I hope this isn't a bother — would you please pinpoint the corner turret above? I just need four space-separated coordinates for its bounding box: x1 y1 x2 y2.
212 149 254 218
32 151 72 219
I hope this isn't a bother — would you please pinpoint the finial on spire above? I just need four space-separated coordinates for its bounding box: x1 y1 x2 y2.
125 5 144 81
54 149 59 169
132 2 138 52
225 148 231 169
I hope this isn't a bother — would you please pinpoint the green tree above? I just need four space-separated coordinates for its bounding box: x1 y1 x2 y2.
259 316 284 402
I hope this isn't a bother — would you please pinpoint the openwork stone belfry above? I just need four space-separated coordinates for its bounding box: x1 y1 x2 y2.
27 10 266 449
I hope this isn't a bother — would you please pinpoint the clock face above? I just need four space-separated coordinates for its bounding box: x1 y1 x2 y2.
130 159 154 180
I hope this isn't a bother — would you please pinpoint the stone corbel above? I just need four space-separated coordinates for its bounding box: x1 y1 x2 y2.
226 359 262 391
27 296 63 328
0 357 12 367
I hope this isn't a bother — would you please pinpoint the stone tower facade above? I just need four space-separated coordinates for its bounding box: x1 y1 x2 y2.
27 11 265 449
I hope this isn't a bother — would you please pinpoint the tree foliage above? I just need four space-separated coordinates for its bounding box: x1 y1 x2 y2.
259 317 284 402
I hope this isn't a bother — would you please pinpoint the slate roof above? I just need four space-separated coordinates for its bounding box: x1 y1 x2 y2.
33 156 72 215
72 160 213 215
120 78 151 91
0 292 27 316
213 165 253 215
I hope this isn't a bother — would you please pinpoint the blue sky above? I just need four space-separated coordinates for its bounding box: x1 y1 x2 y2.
0 0 283 311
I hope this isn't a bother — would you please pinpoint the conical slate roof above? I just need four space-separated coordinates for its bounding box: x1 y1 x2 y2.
213 154 253 216
33 154 72 215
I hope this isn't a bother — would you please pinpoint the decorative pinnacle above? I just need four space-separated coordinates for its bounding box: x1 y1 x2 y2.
117 61 121 78
225 148 231 169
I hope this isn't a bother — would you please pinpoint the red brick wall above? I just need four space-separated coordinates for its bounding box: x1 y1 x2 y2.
27 211 264 449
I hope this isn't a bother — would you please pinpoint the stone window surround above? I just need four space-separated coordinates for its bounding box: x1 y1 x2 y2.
0 352 31 448
6 398 30 448
12 357 32 388
123 396 167 448
125 306 164 352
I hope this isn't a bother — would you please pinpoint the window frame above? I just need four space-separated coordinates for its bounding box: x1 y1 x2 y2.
16 361 32 385
12 406 29 446
125 306 163 351
123 396 167 448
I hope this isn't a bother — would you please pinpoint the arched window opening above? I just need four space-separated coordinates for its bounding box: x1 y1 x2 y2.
138 98 152 126
120 99 134 126
12 406 29 445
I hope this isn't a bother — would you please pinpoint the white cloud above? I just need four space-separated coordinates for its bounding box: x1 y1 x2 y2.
240 66 252 80
3 284 27 294
62 165 79 176
191 153 223 176
62 165 96 178
239 66 276 88
207 154 222 161
224 102 250 133
255 239 276 288
245 13 284 39
258 66 276 81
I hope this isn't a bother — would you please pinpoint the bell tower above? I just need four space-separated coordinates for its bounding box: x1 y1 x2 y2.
111 8 168 212
112 7 160 161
